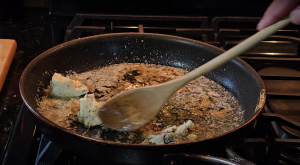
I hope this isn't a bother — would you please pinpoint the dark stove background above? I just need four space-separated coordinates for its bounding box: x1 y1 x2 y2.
1 0 300 164
49 0 272 17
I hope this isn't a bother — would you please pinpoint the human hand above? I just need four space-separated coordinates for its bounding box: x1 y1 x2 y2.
257 0 300 30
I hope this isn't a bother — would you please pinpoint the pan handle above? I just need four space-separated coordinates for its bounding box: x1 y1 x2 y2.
261 113 300 131
162 147 256 165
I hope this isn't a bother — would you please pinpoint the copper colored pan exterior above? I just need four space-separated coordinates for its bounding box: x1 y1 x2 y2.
19 33 266 165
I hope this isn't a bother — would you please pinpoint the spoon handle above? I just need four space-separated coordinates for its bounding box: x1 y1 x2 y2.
165 18 290 90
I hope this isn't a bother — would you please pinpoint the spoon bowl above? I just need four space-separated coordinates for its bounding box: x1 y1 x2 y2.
98 85 171 131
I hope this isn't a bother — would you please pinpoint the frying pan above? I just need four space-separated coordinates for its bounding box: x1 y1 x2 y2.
19 33 266 165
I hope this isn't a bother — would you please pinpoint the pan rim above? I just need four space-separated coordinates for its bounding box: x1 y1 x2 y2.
19 32 266 148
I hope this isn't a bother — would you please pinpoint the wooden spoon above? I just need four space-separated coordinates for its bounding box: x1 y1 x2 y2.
98 18 290 131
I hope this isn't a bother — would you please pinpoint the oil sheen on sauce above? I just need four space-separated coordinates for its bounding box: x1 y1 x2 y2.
37 63 244 144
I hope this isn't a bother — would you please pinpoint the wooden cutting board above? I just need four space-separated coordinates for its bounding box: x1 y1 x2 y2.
0 39 17 92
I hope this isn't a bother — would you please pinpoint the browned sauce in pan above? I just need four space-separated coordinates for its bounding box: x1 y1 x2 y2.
37 63 244 144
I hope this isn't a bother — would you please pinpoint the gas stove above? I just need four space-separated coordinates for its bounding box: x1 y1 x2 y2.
1 8 300 165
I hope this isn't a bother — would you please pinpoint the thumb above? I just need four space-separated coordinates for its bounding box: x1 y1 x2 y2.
290 5 300 24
